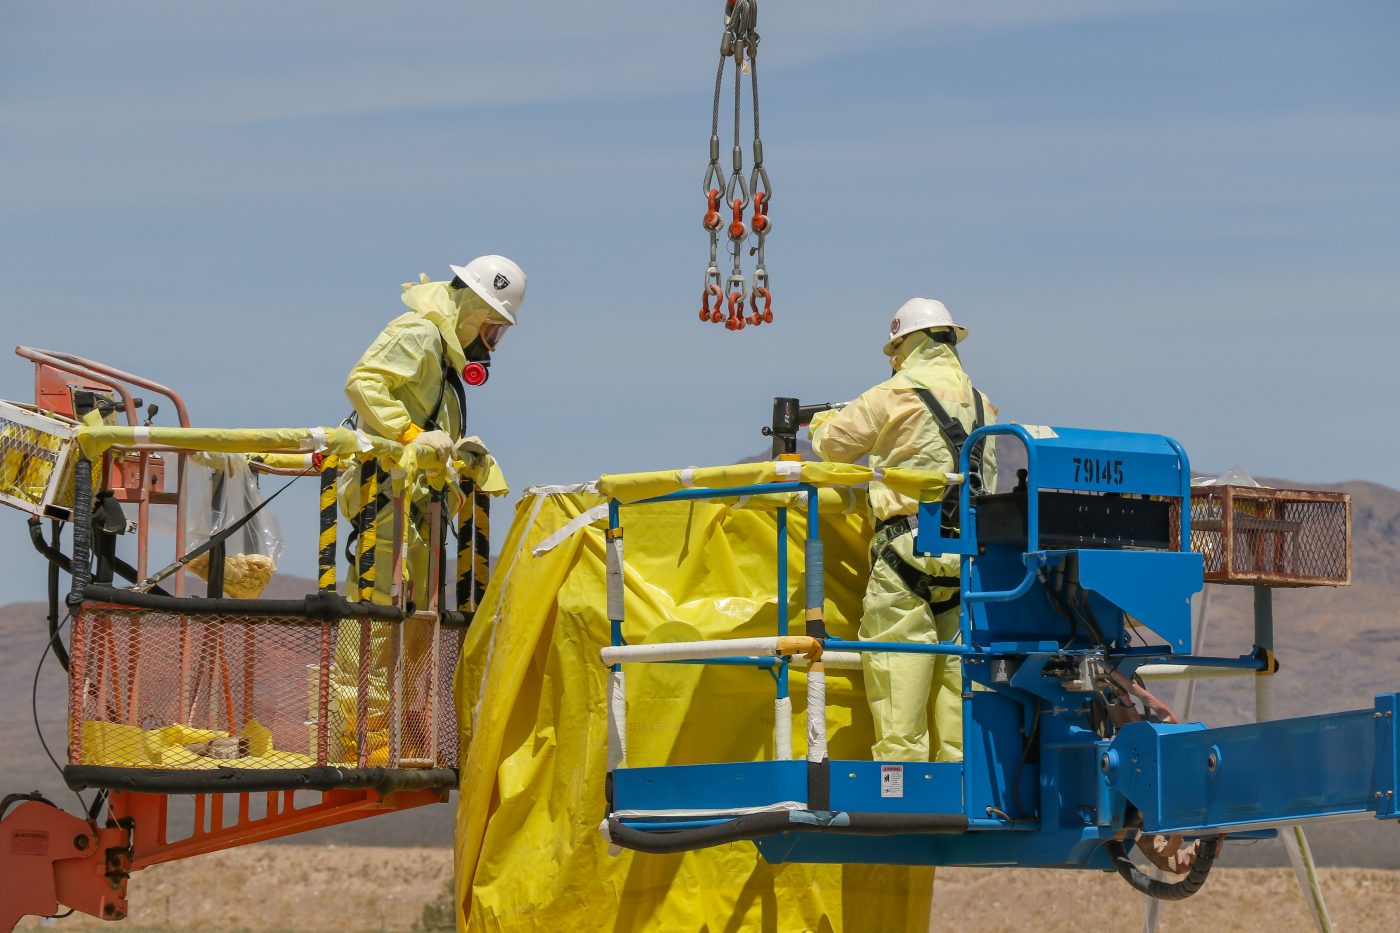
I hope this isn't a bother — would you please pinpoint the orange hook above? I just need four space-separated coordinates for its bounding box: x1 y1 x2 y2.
728 198 747 241
727 290 746 329
747 287 772 326
701 283 724 322
751 191 769 235
702 189 722 232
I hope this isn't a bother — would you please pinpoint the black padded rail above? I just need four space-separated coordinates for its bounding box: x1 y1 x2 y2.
79 584 405 622
606 809 969 854
64 765 458 795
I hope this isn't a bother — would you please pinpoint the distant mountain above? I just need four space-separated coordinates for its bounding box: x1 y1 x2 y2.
2 478 1397 864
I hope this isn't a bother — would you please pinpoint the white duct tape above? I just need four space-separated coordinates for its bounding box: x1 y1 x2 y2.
774 696 793 760
600 636 785 666
597 820 623 857
945 472 964 485
806 665 828 763
679 467 696 488
606 534 624 622
532 503 609 556
354 430 374 453
774 460 802 481
796 651 862 670
132 426 151 445
299 427 327 452
607 668 627 771
524 482 599 495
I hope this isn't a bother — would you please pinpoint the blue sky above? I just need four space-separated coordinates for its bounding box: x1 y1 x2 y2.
1 0 1397 596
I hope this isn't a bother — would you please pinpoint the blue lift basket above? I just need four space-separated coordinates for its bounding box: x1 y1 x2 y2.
599 424 1398 899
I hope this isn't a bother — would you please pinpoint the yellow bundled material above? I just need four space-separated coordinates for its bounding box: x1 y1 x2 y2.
76 719 315 770
183 551 277 599
454 487 934 931
0 400 85 515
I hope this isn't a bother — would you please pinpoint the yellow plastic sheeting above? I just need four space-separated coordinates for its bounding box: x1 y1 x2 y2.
76 720 315 770
596 459 949 505
453 489 934 931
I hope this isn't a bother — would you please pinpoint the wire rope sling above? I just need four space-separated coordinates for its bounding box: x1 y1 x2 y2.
700 0 773 331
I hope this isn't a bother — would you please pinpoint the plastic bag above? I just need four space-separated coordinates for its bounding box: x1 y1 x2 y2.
181 453 284 598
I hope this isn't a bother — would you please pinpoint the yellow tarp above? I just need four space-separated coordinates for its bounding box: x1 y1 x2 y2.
596 459 949 504
453 486 934 931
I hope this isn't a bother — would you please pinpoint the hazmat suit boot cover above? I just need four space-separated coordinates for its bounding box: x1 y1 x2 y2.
811 330 997 763
453 490 935 932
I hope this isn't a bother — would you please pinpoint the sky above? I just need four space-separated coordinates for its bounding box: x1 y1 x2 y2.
1 0 1397 598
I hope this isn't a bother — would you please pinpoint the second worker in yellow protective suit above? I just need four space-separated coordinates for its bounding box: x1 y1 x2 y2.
332 254 525 765
810 298 996 763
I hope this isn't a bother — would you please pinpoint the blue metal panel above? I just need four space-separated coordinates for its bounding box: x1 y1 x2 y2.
1074 549 1202 651
961 691 1037 823
826 761 963 815
754 826 1118 869
1023 427 1188 498
1108 709 1383 834
612 760 809 813
1376 693 1399 820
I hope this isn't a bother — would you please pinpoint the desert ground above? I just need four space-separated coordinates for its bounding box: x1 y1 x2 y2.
16 844 1400 932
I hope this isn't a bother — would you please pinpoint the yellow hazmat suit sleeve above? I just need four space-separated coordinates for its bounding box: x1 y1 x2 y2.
345 319 451 441
344 281 471 443
453 489 934 931
811 331 997 522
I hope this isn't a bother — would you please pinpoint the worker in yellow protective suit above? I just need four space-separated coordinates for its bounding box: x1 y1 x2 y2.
810 298 996 763
332 255 525 765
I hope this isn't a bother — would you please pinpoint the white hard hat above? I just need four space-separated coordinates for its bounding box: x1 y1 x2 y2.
448 255 527 325
883 297 966 356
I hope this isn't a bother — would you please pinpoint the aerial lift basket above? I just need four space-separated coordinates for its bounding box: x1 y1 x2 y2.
66 601 464 790
1190 485 1351 587
0 399 82 518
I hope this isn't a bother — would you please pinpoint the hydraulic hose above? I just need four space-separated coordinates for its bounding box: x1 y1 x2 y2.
44 520 69 671
1104 836 1223 901
28 517 167 597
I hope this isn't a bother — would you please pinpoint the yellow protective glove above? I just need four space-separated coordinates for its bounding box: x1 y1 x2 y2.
413 429 453 461
454 435 490 459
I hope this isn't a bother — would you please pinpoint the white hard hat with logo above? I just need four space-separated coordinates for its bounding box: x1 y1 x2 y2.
883 297 967 356
449 255 527 325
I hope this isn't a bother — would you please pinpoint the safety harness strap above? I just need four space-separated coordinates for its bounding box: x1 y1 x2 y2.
912 384 987 534
876 539 961 615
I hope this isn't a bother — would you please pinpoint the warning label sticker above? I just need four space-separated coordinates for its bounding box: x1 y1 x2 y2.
880 764 904 799
11 830 49 856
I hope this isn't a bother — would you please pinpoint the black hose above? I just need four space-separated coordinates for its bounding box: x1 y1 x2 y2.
44 520 69 671
1104 836 1223 901
605 810 969 855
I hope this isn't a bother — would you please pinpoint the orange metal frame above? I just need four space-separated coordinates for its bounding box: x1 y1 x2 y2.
3 348 458 930
0 786 448 929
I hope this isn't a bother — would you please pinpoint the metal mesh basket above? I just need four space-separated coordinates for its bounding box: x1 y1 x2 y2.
67 604 461 781
0 399 80 518
1190 486 1351 587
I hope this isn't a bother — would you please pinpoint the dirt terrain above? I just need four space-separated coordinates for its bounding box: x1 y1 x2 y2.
14 844 1400 931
